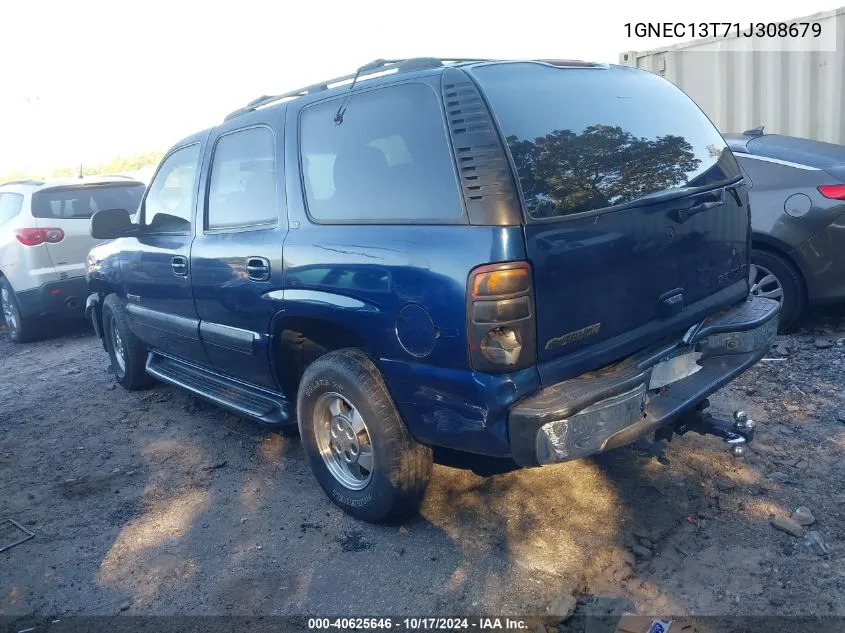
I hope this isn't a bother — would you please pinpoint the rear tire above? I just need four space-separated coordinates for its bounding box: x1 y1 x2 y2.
102 294 154 390
750 249 805 331
1 278 37 343
297 349 432 523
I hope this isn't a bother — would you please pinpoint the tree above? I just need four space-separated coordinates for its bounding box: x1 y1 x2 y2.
0 150 165 185
507 125 702 218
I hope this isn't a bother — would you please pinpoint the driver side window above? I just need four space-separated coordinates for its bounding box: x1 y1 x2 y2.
143 143 201 233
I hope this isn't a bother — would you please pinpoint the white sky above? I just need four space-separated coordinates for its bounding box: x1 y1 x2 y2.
0 0 840 173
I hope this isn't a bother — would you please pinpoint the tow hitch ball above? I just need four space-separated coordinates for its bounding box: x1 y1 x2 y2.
671 401 756 457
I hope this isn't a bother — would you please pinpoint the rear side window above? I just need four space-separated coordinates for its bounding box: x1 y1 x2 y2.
471 63 741 219
0 192 24 224
207 127 278 230
31 184 144 220
144 144 201 233
300 82 463 223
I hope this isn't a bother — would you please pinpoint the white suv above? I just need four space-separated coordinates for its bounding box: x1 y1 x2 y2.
0 176 145 342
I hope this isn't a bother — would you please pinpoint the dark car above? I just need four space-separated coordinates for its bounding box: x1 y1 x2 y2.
724 129 845 329
85 58 777 522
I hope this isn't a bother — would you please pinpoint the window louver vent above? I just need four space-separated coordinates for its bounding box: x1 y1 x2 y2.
441 68 522 225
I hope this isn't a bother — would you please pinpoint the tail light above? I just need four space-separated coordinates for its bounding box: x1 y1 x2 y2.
818 185 845 200
15 228 65 246
467 261 536 372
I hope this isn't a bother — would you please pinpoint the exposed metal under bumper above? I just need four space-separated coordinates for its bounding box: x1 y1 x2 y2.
509 296 779 466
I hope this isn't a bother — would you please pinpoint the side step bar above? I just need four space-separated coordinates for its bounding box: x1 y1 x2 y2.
145 352 292 427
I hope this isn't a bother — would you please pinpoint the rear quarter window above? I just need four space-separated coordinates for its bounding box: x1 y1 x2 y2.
0 192 24 224
471 63 740 219
299 82 463 224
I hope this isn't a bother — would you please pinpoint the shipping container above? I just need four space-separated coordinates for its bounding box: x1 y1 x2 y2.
620 7 845 145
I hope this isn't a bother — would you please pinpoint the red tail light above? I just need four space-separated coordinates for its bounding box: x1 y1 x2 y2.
14 228 65 246
818 185 845 200
467 261 536 372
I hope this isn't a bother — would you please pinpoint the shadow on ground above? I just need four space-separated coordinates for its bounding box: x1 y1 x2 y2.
1 306 843 627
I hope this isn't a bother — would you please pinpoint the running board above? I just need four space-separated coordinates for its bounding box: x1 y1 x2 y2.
145 352 292 426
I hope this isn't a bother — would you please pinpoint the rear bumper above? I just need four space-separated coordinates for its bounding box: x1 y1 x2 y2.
508 296 779 466
15 277 88 319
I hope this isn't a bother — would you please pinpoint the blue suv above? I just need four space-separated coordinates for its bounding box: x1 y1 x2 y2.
86 58 778 522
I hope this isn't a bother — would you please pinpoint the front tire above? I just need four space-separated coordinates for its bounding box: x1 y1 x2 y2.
1 278 37 343
102 294 154 390
750 249 805 331
297 349 432 523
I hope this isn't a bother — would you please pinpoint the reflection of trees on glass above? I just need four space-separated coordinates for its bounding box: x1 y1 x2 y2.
506 124 701 218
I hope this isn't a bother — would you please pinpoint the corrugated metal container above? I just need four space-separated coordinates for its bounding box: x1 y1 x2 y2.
620 7 845 145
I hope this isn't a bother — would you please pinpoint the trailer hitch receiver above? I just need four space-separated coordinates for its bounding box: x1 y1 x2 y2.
673 404 756 457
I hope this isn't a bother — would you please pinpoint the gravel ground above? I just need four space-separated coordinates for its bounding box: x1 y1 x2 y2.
1 308 843 629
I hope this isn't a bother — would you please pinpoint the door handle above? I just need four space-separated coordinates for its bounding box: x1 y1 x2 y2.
171 255 189 276
245 257 270 281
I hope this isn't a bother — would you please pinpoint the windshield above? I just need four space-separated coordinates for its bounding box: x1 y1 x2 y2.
32 182 145 219
471 62 740 219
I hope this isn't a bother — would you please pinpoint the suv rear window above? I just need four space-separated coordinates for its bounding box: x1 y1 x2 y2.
471 63 740 219
32 183 145 219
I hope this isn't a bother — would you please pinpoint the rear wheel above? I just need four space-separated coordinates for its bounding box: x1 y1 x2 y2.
102 294 154 390
0 278 37 343
750 249 805 331
297 349 432 522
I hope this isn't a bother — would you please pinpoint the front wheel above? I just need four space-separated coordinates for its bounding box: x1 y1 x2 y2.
297 349 432 523
102 294 154 390
750 249 805 331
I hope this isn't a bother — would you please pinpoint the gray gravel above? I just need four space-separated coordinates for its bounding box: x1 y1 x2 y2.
1 306 844 621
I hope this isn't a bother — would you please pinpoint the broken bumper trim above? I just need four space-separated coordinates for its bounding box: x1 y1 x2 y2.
508 296 779 466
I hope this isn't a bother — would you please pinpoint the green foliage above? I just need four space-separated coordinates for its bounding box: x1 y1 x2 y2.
0 150 165 184
507 125 701 218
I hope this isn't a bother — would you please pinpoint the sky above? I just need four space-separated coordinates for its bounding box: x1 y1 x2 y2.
0 0 840 174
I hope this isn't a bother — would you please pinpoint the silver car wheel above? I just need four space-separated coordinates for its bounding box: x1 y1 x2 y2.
749 263 784 301
110 319 127 375
313 392 373 490
1 286 18 337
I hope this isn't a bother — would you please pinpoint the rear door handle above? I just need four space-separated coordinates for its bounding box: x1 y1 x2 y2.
246 257 270 281
171 255 188 276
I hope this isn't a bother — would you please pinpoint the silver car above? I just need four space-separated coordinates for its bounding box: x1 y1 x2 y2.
0 176 145 341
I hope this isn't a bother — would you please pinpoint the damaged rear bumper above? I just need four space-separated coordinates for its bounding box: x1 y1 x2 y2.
508 296 779 466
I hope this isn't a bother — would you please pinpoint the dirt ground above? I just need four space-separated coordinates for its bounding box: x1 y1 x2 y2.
1 307 844 629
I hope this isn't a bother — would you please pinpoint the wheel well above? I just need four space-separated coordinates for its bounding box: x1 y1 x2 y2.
272 317 369 400
87 281 117 340
750 239 808 302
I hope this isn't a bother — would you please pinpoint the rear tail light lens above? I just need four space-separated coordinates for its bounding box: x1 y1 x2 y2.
467 261 536 372
818 185 845 200
14 228 65 246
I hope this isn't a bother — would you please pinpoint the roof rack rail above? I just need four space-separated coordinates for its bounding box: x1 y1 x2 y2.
1 179 44 187
223 57 488 122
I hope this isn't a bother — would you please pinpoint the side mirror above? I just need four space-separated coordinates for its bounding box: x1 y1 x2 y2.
91 208 135 239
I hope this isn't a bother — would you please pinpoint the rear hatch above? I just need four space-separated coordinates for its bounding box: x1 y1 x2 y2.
32 181 145 278
470 62 749 384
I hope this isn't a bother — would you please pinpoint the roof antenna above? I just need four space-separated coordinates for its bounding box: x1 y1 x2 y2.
78 162 83 179
742 125 764 137
334 59 387 125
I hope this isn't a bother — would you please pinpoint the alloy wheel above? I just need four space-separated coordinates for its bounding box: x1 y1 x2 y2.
1 286 18 338
110 319 127 376
749 263 783 302
313 392 374 490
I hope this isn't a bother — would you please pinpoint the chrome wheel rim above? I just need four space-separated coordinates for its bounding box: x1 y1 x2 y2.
313 392 373 490
111 320 127 375
749 264 783 302
1 287 18 337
